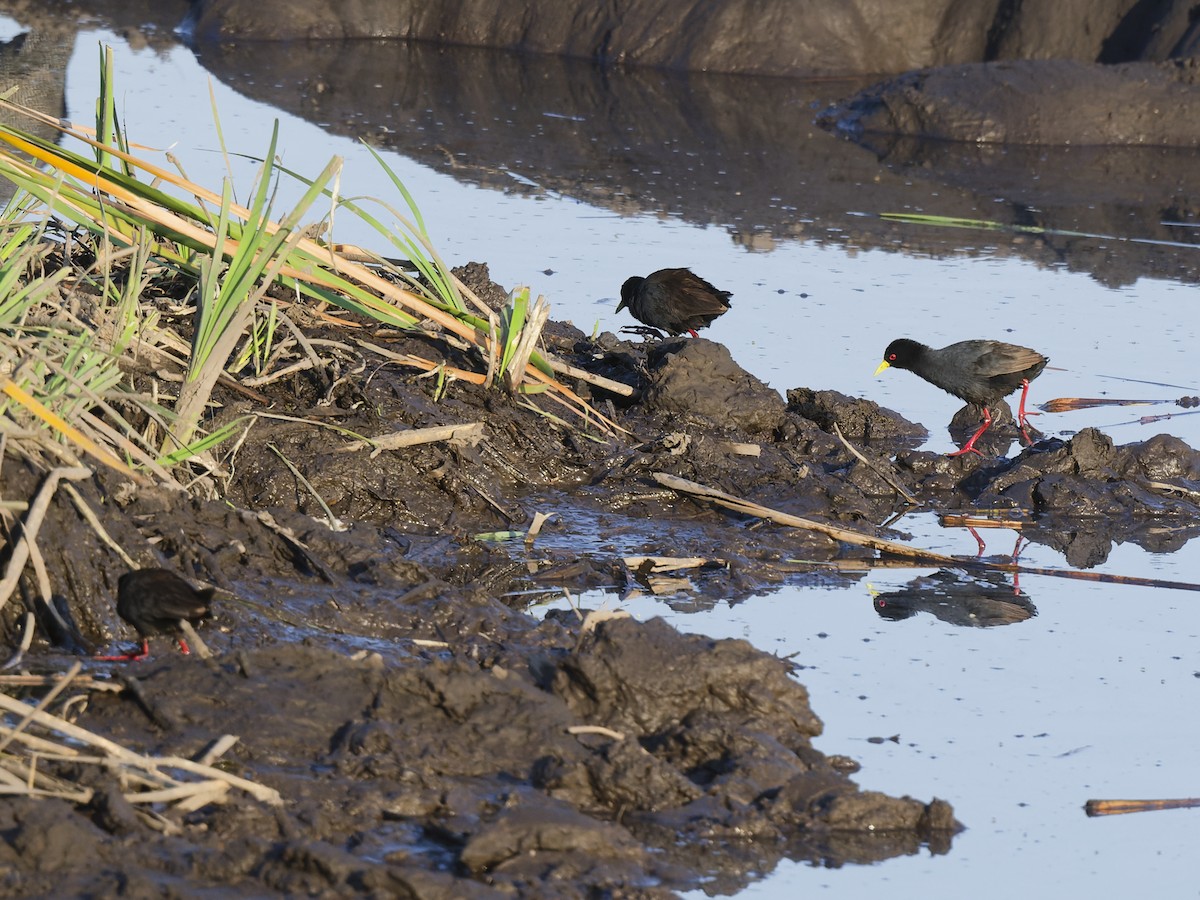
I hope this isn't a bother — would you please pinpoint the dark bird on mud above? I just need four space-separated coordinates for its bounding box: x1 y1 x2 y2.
617 267 732 337
874 338 1049 457
95 569 215 662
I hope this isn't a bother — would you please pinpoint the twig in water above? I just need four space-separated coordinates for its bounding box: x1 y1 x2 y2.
1085 797 1200 817
655 472 1200 593
653 472 955 564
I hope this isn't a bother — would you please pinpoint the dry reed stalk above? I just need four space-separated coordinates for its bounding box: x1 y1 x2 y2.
831 422 918 503
340 422 485 455
654 472 958 564
0 465 92 615
1085 797 1200 816
0 688 283 808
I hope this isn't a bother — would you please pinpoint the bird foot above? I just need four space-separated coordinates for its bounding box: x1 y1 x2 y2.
945 444 985 458
1016 379 1042 445
619 325 668 341
947 409 992 457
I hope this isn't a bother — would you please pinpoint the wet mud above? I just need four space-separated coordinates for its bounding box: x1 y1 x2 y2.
5 262 1200 895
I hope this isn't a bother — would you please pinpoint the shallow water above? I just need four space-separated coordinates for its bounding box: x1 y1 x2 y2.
18 17 1200 897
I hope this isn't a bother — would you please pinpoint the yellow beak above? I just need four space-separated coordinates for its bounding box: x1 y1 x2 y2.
873 360 891 376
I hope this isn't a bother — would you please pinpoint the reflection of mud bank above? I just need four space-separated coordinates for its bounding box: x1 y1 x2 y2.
188 38 1200 287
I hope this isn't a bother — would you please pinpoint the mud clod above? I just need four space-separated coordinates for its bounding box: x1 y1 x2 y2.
643 338 786 435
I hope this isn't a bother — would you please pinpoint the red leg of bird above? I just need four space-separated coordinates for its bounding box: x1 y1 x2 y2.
946 407 992 457
93 638 151 662
1016 378 1040 445
177 637 192 655
1011 533 1026 562
687 328 699 338
1010 533 1026 595
967 525 987 557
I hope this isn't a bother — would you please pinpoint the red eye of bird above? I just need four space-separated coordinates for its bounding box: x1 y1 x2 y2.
888 353 897 361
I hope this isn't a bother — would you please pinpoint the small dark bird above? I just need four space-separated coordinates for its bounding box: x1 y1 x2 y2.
95 569 215 662
875 338 1049 456
617 267 732 337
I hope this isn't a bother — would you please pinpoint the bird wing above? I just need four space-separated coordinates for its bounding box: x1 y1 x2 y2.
668 269 732 313
973 344 1045 377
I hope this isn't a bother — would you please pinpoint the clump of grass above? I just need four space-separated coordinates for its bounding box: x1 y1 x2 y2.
0 45 619 490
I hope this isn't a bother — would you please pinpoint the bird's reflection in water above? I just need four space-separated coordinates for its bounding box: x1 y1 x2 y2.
872 568 1036 627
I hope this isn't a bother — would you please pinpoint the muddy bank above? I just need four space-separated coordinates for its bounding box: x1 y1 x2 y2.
7 627 955 896
183 0 1200 76
5 261 1200 893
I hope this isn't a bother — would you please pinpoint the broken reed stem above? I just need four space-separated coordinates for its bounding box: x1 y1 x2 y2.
24 536 53 604
151 755 282 805
0 689 282 806
177 619 213 660
339 422 485 454
60 482 139 568
544 353 635 397
356 339 486 385
503 295 550 394
623 556 719 573
0 661 81 755
831 422 918 503
0 466 92 616
567 725 626 741
1146 480 1200 502
196 734 240 767
0 674 121 691
1 612 35 671
653 471 958 564
1085 797 1200 817
991 561 1200 592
